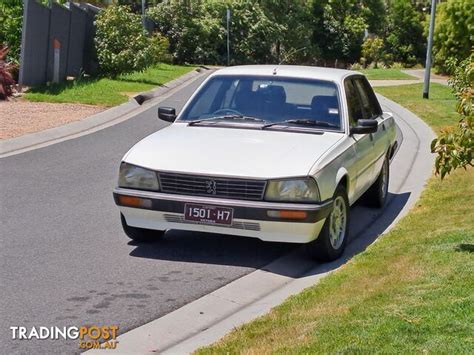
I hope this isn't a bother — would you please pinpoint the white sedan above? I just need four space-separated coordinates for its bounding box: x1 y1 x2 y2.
113 65 397 261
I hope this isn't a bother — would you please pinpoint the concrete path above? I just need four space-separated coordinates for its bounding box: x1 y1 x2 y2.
368 69 449 87
402 69 449 85
370 79 422 87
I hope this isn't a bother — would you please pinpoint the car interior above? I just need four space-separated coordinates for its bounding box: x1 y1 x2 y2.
231 81 341 128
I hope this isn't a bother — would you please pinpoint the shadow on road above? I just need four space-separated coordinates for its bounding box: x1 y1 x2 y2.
129 191 410 278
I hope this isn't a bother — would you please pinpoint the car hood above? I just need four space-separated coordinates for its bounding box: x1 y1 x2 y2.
124 123 344 179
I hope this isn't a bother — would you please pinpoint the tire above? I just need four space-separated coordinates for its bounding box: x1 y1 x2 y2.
305 186 349 262
120 213 164 243
365 156 389 208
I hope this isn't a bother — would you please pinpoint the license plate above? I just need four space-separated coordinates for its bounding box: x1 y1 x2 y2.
184 204 233 225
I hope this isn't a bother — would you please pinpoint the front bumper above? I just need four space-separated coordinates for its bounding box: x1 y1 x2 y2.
113 188 333 243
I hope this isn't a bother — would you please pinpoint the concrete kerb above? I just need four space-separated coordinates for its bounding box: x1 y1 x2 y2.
0 67 211 158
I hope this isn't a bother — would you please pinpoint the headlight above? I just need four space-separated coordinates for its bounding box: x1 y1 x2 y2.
265 178 320 202
118 163 159 191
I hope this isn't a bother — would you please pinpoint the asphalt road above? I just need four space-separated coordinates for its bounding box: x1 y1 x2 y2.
1 76 407 354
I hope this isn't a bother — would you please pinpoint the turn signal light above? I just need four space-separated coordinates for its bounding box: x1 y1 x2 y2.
118 195 152 208
267 210 308 220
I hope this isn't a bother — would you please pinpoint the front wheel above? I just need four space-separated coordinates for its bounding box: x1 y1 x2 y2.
305 186 349 262
120 214 164 243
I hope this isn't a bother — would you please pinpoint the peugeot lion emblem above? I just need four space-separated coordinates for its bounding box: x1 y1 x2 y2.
205 180 217 195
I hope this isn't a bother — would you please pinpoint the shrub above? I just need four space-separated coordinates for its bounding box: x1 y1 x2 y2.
431 53 473 178
149 33 172 64
147 2 209 64
349 62 364 70
390 62 405 69
0 0 23 65
362 36 385 68
433 0 474 74
94 6 153 76
147 0 284 65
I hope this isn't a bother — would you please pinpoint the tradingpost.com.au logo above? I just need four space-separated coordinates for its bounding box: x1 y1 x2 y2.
10 325 119 350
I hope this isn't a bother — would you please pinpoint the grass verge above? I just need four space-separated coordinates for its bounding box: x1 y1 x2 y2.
24 64 195 107
196 83 474 354
360 68 417 80
375 83 458 133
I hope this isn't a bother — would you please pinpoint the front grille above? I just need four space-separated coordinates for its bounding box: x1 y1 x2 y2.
164 214 261 231
158 172 266 201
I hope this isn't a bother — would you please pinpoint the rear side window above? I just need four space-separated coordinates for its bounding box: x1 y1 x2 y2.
344 79 364 125
353 77 382 119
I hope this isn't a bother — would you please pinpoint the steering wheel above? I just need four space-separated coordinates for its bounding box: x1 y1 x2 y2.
212 108 243 116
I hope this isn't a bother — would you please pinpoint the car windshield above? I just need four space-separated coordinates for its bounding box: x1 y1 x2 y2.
179 75 342 130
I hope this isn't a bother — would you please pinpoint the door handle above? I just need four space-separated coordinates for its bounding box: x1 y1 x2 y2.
382 123 386 131
370 133 374 141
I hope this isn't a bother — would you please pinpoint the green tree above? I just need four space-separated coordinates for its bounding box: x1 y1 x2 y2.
95 5 153 76
147 1 207 63
148 0 285 65
384 0 425 66
360 0 386 35
258 0 314 63
433 0 474 74
311 0 367 65
431 54 473 178
226 0 283 64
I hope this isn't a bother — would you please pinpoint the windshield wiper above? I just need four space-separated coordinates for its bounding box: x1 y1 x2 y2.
188 115 265 126
262 119 339 129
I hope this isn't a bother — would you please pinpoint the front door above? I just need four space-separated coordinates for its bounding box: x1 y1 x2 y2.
344 78 375 197
353 77 387 177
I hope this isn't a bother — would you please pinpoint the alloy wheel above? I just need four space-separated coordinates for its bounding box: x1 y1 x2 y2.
329 196 347 249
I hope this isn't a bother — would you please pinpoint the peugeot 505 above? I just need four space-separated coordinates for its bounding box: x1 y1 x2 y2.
113 65 397 261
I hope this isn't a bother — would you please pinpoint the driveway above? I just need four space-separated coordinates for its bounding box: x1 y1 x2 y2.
1 75 433 354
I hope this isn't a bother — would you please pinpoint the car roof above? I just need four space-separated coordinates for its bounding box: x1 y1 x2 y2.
210 65 361 83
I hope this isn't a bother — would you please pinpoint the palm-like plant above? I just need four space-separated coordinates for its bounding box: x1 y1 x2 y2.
0 45 16 100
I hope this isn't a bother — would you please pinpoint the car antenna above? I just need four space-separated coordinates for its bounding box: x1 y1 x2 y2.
278 47 307 65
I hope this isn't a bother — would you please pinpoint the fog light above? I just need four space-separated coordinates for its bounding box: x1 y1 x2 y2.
118 195 152 208
267 210 308 220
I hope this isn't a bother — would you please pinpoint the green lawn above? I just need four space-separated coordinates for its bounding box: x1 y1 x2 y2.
196 83 474 354
24 64 195 107
360 68 417 80
375 83 458 133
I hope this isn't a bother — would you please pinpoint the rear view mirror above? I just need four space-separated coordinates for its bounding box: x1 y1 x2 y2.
350 119 378 134
158 107 176 122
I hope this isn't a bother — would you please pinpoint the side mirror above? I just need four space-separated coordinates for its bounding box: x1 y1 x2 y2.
350 119 378 134
158 107 176 122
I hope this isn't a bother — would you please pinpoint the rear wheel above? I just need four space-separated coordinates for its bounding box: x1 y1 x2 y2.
305 186 349 262
365 156 389 208
120 213 164 242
